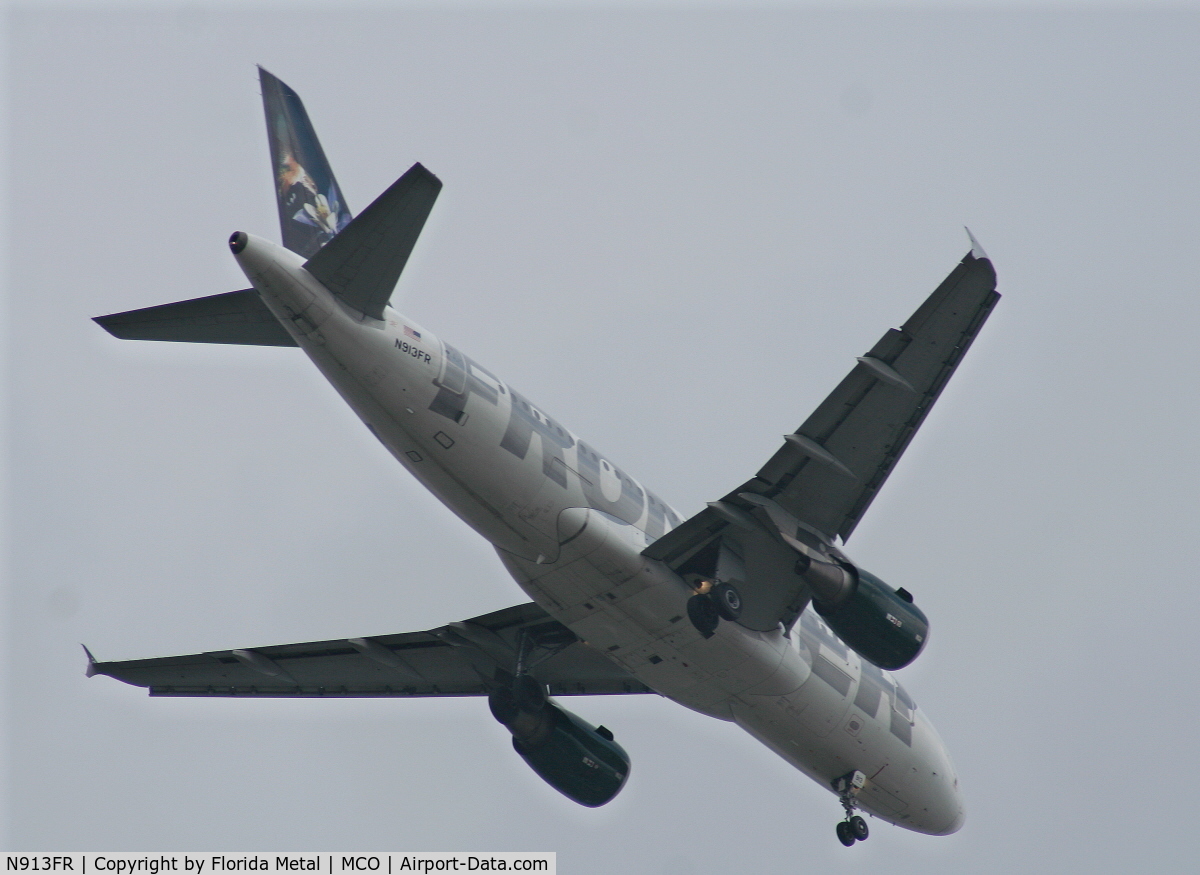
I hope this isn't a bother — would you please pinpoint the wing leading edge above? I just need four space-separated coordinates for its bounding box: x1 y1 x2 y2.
86 602 652 698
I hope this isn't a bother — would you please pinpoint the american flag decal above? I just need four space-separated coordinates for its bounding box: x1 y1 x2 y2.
404 325 422 339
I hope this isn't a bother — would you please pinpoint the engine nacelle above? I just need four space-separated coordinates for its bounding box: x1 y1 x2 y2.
489 685 631 807
805 561 930 670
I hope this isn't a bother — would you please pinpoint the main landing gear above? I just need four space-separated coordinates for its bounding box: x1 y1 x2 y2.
832 770 870 847
686 579 742 638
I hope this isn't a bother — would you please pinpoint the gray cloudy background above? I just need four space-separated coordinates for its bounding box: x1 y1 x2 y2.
5 3 1200 872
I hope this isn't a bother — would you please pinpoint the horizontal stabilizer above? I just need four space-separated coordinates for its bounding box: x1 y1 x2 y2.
94 289 297 347
304 163 442 321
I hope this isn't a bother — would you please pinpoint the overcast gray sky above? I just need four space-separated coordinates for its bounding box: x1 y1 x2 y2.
6 3 1200 872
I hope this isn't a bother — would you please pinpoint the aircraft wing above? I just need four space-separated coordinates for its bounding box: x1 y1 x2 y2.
87 602 651 698
647 242 998 573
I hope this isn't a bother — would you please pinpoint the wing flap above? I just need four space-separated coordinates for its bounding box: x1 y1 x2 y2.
89 602 651 698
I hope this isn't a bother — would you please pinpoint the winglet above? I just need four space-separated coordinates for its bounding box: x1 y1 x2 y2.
965 226 989 261
82 644 100 678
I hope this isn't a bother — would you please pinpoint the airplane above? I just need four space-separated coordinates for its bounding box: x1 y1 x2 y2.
86 67 997 847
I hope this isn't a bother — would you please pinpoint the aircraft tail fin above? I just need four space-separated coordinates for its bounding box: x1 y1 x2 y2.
260 66 441 319
260 66 352 258
95 70 439 343
304 163 442 321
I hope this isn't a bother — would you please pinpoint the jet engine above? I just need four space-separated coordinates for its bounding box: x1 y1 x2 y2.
796 554 929 670
488 678 630 807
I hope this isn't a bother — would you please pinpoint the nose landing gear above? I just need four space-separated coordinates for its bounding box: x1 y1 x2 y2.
835 815 868 846
832 770 869 846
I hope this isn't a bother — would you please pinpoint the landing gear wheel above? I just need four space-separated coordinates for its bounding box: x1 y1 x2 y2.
849 815 869 841
712 582 743 621
836 821 856 847
687 593 720 638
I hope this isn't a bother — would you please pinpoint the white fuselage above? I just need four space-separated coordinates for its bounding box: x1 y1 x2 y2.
234 234 965 836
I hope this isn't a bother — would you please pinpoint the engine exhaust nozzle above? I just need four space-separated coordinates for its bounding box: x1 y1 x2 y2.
795 553 856 606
